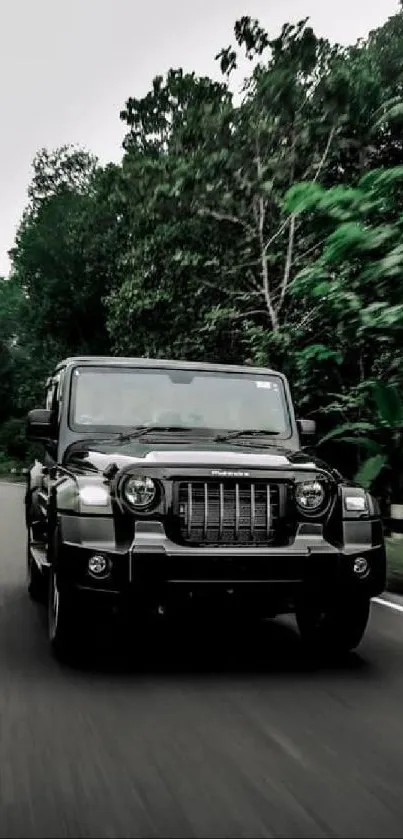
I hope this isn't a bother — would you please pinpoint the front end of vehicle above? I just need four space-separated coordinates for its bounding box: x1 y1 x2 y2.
53 458 386 625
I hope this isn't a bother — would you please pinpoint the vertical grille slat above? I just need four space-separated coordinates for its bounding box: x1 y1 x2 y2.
266 484 271 539
187 482 193 539
219 483 224 538
177 479 283 546
203 482 208 540
250 483 256 538
235 483 240 539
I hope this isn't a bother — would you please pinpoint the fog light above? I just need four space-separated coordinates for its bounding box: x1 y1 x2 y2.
88 554 111 579
345 495 367 512
353 556 369 578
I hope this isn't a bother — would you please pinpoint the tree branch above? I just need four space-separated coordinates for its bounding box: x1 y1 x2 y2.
263 215 291 255
197 276 256 298
302 124 337 183
296 236 328 265
227 308 270 320
292 300 325 331
259 243 278 330
220 257 260 276
255 131 278 331
313 124 337 182
277 126 297 313
197 207 254 237
278 212 296 311
277 125 337 313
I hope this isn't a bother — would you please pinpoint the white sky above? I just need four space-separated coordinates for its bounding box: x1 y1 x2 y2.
0 0 399 276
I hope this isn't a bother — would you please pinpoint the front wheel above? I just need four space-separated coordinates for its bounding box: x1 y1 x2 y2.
296 596 370 655
48 570 78 662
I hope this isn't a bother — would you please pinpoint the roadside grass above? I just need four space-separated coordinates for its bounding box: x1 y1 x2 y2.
386 538 403 595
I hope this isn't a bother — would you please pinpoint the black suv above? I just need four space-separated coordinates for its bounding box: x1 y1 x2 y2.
25 356 386 660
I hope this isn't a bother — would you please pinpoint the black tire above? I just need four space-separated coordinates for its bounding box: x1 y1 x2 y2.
27 532 47 603
296 596 370 655
48 569 77 662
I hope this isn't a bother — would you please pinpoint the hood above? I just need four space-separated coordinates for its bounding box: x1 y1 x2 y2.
66 438 339 478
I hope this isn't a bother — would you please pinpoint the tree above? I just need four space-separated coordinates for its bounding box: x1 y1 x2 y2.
3 4 403 497
10 146 119 369
107 69 243 361
282 162 403 492
0 277 24 421
196 18 343 336
285 165 403 385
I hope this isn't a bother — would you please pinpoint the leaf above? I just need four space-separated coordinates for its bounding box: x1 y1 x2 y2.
322 222 371 263
354 454 388 490
373 103 403 129
297 344 343 364
359 166 403 193
371 381 403 427
318 422 377 445
283 181 324 215
329 436 381 454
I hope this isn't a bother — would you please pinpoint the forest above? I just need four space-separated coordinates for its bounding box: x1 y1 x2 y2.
1 6 403 510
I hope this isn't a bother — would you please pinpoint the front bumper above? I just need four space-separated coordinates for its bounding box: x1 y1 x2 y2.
56 515 387 612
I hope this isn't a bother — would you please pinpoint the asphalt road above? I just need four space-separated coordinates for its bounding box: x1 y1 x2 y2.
1 483 403 838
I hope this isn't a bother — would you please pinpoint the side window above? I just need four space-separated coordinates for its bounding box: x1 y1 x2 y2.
56 370 65 425
50 374 61 425
45 372 64 430
45 380 54 411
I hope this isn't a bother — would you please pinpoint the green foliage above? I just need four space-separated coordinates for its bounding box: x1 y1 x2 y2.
0 418 29 460
318 383 403 496
10 147 115 361
2 6 403 509
355 454 388 489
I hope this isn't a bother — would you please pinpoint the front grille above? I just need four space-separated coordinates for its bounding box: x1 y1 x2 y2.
175 480 284 546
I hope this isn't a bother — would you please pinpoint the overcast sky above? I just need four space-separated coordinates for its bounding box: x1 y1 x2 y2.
0 0 399 276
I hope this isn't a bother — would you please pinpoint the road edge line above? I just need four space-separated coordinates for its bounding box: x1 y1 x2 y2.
372 596 403 614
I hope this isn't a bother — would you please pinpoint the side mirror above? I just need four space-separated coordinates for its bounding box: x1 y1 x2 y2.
26 408 54 442
297 418 316 439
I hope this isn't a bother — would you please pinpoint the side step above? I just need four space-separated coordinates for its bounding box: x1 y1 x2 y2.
30 542 50 571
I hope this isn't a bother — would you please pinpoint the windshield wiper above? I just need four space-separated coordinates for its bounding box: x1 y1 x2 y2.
66 426 209 455
214 428 281 442
115 425 204 442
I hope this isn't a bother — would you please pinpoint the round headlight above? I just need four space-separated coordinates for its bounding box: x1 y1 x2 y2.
295 480 326 512
123 475 157 508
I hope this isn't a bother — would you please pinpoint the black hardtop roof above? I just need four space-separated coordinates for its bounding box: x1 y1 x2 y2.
54 356 284 378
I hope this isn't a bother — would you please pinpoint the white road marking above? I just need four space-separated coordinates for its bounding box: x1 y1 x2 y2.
373 596 403 614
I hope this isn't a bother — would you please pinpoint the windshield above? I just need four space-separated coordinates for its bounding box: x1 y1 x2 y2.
69 366 291 437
